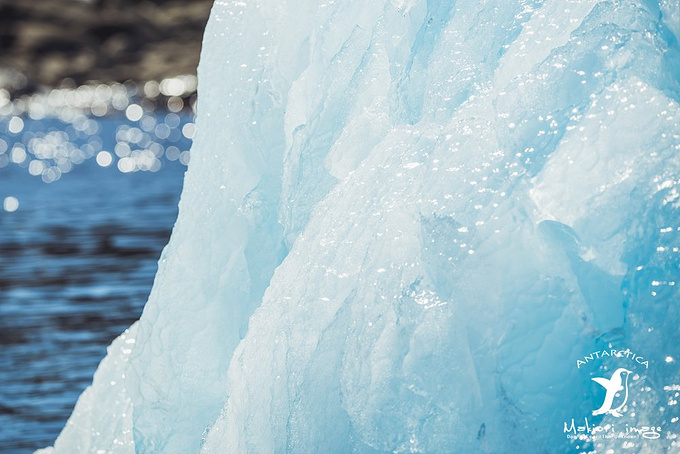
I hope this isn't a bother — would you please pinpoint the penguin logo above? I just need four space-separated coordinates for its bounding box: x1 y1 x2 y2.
591 368 632 417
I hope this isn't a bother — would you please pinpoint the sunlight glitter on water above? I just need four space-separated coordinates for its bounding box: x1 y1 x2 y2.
0 80 190 451
0 78 197 184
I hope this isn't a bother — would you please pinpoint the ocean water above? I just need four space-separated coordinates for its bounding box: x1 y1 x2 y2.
0 113 188 452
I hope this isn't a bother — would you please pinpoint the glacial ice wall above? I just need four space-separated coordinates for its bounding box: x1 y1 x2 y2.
42 0 680 452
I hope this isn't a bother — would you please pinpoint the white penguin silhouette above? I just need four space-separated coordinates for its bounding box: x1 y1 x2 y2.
592 368 632 417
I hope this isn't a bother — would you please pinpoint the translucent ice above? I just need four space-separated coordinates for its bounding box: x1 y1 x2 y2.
42 0 680 452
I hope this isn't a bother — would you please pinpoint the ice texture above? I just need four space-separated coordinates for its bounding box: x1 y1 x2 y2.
41 0 680 452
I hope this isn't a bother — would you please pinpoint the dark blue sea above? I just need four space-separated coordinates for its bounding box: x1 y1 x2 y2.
0 111 189 452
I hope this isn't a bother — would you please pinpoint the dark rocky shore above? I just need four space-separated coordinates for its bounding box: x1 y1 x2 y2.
0 0 213 95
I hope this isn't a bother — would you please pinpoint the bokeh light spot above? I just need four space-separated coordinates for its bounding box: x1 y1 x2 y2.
3 196 19 212
8 116 24 134
117 156 136 173
182 123 196 139
96 151 113 167
125 104 143 122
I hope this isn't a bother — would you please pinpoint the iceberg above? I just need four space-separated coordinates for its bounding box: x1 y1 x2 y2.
41 0 680 452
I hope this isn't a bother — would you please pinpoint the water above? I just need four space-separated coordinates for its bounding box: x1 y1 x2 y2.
0 112 188 452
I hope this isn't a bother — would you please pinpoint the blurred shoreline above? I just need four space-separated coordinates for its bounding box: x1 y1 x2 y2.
0 0 213 98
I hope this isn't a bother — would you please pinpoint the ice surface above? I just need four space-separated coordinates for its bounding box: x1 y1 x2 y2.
43 0 680 452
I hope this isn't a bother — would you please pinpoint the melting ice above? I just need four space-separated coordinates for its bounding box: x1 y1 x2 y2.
40 0 680 452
